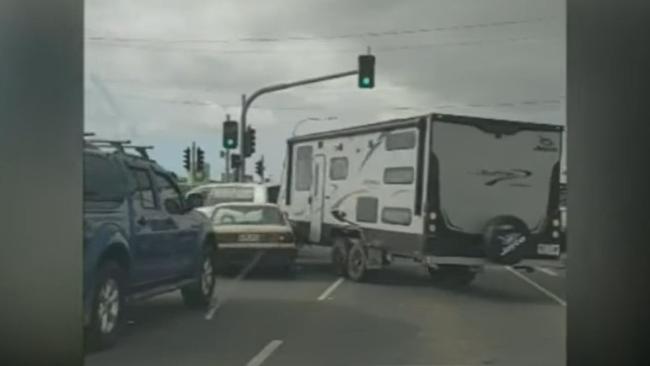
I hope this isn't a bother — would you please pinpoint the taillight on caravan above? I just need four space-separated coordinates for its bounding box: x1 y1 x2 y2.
427 211 437 233
546 211 564 241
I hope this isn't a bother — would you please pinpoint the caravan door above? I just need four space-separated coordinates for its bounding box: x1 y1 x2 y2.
309 156 326 243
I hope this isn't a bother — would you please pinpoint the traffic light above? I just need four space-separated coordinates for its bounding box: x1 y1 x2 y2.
223 120 238 149
196 147 205 172
255 158 265 178
243 126 256 157
358 54 375 89
183 147 191 171
230 153 241 170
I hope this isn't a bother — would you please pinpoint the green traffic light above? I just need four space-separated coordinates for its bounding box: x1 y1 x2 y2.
362 77 370 85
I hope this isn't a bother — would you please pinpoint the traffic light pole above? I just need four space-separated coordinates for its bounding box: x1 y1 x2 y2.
225 149 230 182
239 69 359 182
190 141 196 185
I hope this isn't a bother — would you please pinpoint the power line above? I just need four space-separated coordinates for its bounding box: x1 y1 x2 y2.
88 89 563 112
86 17 557 45
87 35 558 55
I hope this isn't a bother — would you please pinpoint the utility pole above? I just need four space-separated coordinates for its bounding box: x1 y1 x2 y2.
225 114 232 182
239 69 359 181
190 141 196 185
239 94 247 182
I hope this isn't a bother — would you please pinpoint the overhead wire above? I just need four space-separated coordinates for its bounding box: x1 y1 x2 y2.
86 17 557 45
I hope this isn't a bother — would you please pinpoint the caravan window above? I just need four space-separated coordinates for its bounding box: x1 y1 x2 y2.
386 131 416 150
382 207 412 225
383 167 415 184
329 157 349 180
356 197 378 223
295 145 313 191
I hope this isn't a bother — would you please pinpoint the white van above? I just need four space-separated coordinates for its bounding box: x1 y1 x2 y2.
186 183 268 218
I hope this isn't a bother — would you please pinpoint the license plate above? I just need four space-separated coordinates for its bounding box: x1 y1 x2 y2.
537 243 560 256
238 233 261 242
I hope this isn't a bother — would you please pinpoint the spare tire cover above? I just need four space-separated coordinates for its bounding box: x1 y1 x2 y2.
483 215 531 265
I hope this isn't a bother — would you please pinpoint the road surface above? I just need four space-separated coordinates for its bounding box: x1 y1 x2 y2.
86 246 566 366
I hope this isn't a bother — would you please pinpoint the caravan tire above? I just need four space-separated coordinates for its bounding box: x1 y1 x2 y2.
346 242 368 282
331 238 348 277
483 215 530 265
428 265 476 289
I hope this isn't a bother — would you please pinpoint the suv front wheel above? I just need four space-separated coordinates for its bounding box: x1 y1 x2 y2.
181 245 216 309
86 261 125 351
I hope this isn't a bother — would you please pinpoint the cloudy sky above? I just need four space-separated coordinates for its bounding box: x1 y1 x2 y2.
85 0 566 181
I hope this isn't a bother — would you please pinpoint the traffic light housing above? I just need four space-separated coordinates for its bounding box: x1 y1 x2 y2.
358 54 375 89
243 126 256 157
255 158 265 178
231 153 241 170
223 120 238 149
196 147 205 172
183 147 191 171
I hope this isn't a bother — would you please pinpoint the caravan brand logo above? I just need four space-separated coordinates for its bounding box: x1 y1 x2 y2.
499 232 527 256
534 136 558 152
472 169 532 186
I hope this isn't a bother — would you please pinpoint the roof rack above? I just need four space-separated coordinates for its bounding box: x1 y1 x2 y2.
84 136 155 160
123 145 154 159
86 139 132 153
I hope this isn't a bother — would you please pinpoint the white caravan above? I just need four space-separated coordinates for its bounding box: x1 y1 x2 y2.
279 113 565 285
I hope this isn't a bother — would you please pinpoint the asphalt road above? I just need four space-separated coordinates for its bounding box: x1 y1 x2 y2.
85 246 566 366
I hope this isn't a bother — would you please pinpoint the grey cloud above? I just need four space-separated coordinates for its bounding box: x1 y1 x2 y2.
85 0 565 178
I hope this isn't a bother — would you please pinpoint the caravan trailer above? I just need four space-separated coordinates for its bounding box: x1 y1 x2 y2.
278 113 565 285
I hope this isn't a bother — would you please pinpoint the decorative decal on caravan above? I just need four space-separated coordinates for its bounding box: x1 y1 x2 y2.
330 189 369 211
359 131 389 170
471 169 532 187
534 135 559 152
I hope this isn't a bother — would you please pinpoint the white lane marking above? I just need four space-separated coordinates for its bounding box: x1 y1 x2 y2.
536 267 559 277
317 277 345 301
506 266 567 307
246 340 284 366
204 299 222 320
205 251 265 320
374 364 480 366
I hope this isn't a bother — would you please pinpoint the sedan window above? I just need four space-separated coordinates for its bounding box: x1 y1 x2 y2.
212 206 286 226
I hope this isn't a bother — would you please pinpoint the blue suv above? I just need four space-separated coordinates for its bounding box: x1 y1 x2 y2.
83 142 217 350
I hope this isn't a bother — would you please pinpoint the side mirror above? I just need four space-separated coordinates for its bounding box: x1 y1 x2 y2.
164 198 183 215
186 193 204 210
331 210 347 222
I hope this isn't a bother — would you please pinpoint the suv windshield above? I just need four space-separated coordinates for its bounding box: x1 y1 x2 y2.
205 186 255 206
212 206 285 226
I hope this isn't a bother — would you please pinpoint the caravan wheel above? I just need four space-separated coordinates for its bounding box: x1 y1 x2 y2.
347 243 368 282
331 238 348 277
